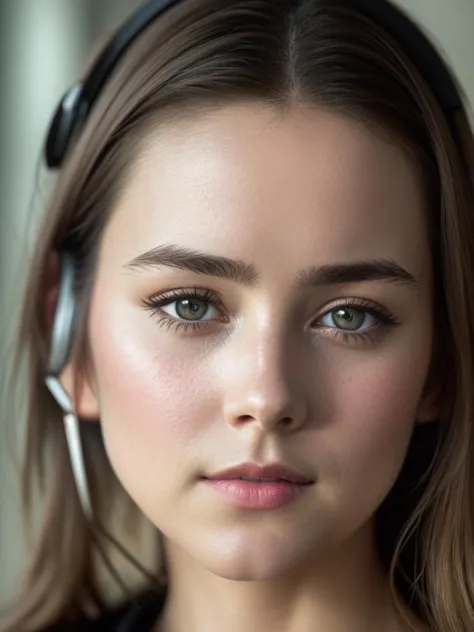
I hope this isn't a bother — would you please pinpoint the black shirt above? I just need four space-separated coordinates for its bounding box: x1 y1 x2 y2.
46 591 166 632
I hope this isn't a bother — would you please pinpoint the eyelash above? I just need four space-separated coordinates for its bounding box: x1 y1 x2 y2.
142 287 401 343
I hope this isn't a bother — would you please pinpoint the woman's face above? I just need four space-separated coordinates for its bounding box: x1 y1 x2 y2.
78 103 437 579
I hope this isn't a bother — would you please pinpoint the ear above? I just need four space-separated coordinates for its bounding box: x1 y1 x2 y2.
44 250 101 421
59 362 101 421
416 386 441 424
415 347 444 425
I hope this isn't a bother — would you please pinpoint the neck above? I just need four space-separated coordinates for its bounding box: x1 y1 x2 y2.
154 519 421 632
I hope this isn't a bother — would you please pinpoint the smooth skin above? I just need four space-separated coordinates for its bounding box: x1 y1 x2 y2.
58 103 438 631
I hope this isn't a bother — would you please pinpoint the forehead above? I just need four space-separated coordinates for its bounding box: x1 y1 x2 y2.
104 103 431 284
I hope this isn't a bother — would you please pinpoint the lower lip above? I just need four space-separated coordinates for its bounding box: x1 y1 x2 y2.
203 479 312 510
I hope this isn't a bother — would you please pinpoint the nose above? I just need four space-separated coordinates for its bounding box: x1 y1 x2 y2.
221 328 310 434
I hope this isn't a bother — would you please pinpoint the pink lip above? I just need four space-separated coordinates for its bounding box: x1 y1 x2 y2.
205 461 314 484
203 461 314 510
204 479 311 509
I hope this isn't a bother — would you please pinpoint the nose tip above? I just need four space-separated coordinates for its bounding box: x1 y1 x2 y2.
221 325 311 434
225 393 308 433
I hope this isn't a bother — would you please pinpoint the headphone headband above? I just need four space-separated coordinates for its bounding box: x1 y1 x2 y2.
45 0 181 168
351 0 461 114
45 0 463 169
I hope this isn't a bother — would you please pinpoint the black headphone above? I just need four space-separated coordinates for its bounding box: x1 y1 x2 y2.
44 0 464 381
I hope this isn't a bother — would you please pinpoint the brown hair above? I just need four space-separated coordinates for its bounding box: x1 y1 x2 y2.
2 0 474 630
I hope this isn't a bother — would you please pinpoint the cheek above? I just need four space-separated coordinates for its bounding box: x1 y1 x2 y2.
319 332 432 525
328 314 433 438
88 295 215 494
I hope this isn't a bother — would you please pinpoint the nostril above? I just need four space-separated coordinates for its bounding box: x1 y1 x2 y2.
237 415 255 424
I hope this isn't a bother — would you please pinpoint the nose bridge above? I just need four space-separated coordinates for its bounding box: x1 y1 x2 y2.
222 318 310 432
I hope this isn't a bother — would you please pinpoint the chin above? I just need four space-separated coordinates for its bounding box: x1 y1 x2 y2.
190 531 310 581
202 556 296 582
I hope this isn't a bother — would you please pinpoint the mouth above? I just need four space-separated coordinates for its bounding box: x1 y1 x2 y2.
202 462 314 510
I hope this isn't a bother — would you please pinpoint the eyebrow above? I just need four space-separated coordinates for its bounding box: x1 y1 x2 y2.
124 244 418 290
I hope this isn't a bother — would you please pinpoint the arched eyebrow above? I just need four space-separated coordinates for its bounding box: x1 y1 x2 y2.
124 243 418 291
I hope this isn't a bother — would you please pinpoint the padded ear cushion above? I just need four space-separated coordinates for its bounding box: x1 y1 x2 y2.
45 84 84 168
44 0 182 168
48 250 77 376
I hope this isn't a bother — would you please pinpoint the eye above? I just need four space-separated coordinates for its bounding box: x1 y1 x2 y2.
320 306 377 332
143 290 400 341
142 287 226 333
314 298 400 343
160 294 218 322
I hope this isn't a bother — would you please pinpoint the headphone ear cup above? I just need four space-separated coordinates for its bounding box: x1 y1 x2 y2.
48 250 77 376
45 83 83 168
42 252 92 519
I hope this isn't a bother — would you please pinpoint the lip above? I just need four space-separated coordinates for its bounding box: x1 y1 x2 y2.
202 461 314 509
204 461 314 485
203 478 312 510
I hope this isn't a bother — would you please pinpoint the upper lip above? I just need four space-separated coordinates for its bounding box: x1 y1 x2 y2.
204 462 314 484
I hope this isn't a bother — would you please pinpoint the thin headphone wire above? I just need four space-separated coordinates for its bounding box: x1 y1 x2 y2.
61 408 164 596
46 274 164 602
94 521 164 589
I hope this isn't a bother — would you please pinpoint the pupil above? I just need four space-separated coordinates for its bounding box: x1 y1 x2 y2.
333 307 363 330
177 299 206 321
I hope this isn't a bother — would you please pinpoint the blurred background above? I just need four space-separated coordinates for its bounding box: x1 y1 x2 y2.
0 0 473 608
